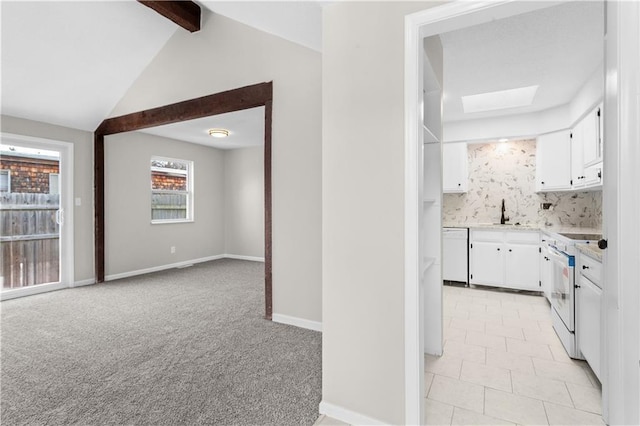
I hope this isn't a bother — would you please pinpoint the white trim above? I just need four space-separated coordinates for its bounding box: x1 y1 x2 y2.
224 254 265 262
272 313 322 332
72 278 96 288
318 401 387 426
104 255 225 281
0 282 68 301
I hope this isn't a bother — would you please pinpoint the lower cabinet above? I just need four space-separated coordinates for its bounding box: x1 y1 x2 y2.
577 251 603 381
469 229 540 291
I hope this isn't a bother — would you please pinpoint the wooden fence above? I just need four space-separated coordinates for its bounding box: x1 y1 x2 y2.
151 193 188 221
1 193 60 289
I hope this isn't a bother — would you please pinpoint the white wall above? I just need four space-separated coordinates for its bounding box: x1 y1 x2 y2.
104 132 225 277
224 146 264 259
322 2 435 424
1 115 94 283
108 11 322 323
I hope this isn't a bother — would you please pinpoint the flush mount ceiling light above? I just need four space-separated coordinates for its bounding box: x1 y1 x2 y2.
208 128 229 138
462 85 539 114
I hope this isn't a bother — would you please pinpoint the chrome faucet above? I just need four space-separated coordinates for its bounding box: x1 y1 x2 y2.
500 199 510 224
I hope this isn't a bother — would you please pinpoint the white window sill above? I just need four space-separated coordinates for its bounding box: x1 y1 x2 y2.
151 219 194 225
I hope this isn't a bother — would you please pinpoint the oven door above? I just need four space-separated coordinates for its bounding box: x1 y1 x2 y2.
548 246 575 331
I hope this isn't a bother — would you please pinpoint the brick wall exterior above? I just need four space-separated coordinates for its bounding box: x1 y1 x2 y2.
151 171 187 191
0 155 59 193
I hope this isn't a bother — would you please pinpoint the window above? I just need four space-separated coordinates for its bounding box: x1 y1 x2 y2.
49 173 59 195
150 157 193 223
0 170 10 193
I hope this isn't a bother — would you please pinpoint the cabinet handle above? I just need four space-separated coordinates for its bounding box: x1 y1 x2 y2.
541 181 545 185
575 284 581 289
582 265 590 270
508 249 512 252
497 248 501 251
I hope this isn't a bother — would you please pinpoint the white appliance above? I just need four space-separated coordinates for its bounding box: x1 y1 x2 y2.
546 232 600 358
443 227 468 284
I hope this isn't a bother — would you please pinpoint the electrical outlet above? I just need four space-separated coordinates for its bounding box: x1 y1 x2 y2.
170 246 176 254
541 203 553 210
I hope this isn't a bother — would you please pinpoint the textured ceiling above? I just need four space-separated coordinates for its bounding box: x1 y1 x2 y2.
441 1 604 123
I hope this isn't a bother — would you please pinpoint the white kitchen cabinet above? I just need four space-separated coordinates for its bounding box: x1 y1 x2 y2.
442 143 468 193
571 103 603 190
577 251 602 381
469 241 503 286
536 130 572 192
469 229 540 291
505 243 540 290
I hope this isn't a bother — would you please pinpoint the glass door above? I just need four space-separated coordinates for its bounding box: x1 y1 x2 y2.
0 134 73 299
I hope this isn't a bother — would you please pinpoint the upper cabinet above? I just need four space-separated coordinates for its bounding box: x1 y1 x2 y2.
442 143 468 193
536 130 572 192
571 103 603 190
536 103 603 192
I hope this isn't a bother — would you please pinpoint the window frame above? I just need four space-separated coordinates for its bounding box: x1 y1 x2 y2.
0 169 10 193
150 156 194 224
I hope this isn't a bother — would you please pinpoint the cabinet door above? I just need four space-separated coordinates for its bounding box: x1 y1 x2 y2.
469 241 504 286
582 162 603 188
536 130 572 192
505 244 540 290
571 123 585 188
582 108 600 166
442 143 468 193
577 274 602 380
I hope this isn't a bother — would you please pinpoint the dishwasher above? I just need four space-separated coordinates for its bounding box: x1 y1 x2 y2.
443 227 468 284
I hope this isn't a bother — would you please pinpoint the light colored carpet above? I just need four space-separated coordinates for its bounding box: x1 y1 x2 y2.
1 259 321 425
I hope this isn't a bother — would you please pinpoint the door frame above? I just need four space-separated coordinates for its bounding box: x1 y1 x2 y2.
94 82 274 319
0 132 75 301
404 1 608 423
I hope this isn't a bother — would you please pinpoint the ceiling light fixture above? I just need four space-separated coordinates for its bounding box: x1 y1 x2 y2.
208 128 229 138
498 138 509 143
462 85 539 114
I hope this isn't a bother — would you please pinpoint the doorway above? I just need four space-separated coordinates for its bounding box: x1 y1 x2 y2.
405 1 610 423
0 133 74 300
94 82 273 319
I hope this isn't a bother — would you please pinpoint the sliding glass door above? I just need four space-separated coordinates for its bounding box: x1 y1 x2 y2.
0 133 73 299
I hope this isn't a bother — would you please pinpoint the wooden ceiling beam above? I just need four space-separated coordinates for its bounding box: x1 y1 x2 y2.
95 82 272 135
138 1 201 33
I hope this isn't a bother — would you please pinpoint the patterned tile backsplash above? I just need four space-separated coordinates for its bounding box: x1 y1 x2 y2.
443 139 602 228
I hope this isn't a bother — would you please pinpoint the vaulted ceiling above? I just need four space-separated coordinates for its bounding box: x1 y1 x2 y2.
1 1 603 143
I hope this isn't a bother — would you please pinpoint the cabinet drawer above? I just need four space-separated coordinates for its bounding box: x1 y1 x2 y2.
580 253 602 287
470 230 503 242
505 230 540 244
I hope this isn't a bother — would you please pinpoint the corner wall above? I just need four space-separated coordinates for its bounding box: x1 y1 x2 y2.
224 146 264 260
104 132 225 277
108 11 322 323
322 2 435 424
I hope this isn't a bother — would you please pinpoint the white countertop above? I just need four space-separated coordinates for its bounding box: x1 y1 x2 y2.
443 222 602 235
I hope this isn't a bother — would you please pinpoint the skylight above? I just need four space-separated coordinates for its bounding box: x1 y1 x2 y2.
461 85 539 114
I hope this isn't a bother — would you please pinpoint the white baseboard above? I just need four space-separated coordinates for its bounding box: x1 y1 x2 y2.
72 278 96 287
318 401 387 426
105 255 225 281
272 313 322 332
224 254 265 262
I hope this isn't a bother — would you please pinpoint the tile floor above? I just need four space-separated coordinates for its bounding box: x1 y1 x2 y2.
314 284 603 426
425 284 603 425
